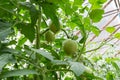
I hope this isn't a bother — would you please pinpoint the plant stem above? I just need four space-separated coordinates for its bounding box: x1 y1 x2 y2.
76 40 86 61
40 28 49 35
86 37 114 57
34 5 42 80
61 28 70 39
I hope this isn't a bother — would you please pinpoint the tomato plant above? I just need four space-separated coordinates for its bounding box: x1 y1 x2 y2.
1 0 120 80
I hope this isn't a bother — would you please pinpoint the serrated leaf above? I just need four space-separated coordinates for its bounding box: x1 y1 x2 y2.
114 33 120 39
89 9 104 22
69 62 85 76
31 48 54 61
106 27 115 33
0 69 38 78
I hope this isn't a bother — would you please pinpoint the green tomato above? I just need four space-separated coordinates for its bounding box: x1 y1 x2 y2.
49 23 61 34
45 30 55 43
63 39 78 55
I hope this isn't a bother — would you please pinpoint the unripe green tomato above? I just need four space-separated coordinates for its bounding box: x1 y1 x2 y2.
63 39 78 55
45 30 55 43
49 23 61 34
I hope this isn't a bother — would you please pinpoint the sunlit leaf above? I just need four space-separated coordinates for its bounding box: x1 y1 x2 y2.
69 62 85 76
106 27 115 33
18 36 27 46
114 33 120 39
91 26 100 36
89 0 107 9
89 9 104 22
74 0 83 6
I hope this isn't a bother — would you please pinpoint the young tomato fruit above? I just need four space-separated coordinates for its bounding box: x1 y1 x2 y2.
63 39 78 55
45 30 55 43
49 23 61 34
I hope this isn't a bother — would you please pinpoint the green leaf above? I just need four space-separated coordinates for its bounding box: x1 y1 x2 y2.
19 2 38 27
106 58 120 63
63 3 73 15
111 61 120 71
71 13 86 39
106 72 114 80
31 48 54 61
46 0 60 4
29 5 38 27
89 0 107 4
64 77 73 80
16 23 35 42
83 72 103 80
0 28 12 41
92 56 102 62
89 0 107 9
0 21 12 40
74 0 83 6
19 2 32 9
0 1 14 18
106 27 115 33
0 54 15 70
83 17 91 30
89 9 104 22
0 69 38 78
1 48 19 54
42 3 60 29
52 60 68 65
18 36 27 46
114 33 120 39
91 26 100 36
79 37 85 43
69 62 85 76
